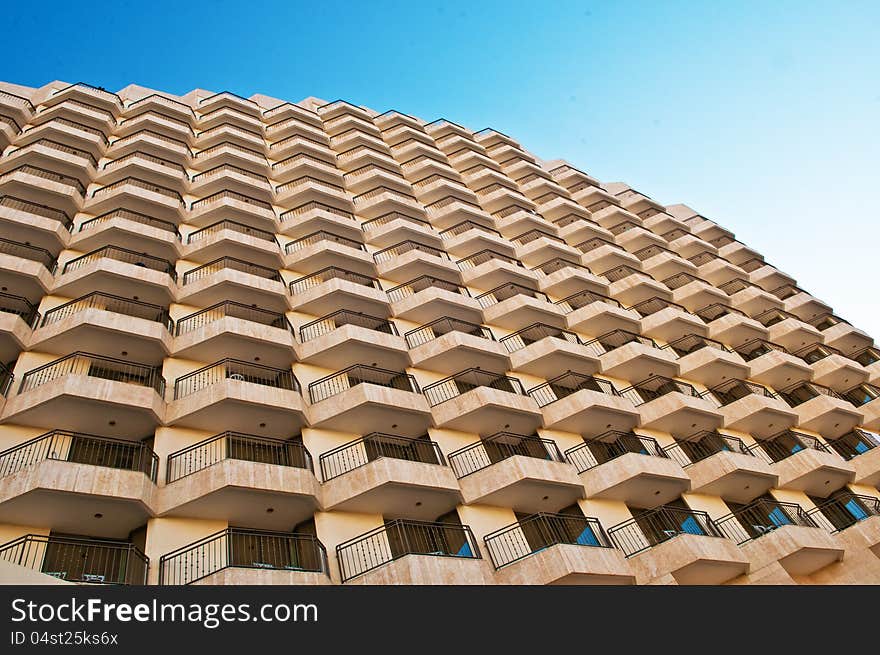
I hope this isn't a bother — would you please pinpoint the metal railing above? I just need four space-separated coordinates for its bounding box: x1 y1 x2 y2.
752 308 798 327
336 520 480 582
102 150 185 175
0 292 40 327
285 230 363 253
484 513 613 569
373 240 448 264
498 322 581 353
627 297 691 318
91 177 181 202
607 506 723 557
0 534 148 585
173 359 298 399
841 382 880 408
851 347 880 367
0 362 12 398
175 301 291 336
182 256 281 284
808 493 880 533
19 352 165 396
308 365 418 403
0 237 57 269
826 428 880 461
439 220 501 238
159 528 328 585
61 245 176 280
476 283 549 309
109 129 191 155
361 211 430 232
600 265 650 283
527 372 620 407
749 430 830 464
0 195 72 230
78 208 179 237
457 249 522 269
166 432 312 483
663 334 730 357
733 338 789 362
584 329 657 355
619 376 701 406
187 219 276 244
663 432 753 467
447 431 563 478
386 275 466 303
319 433 444 481
555 289 622 312
695 303 747 323
299 309 395 342
189 189 273 213
190 163 268 185
715 499 817 545
290 266 382 294
41 292 172 332
423 368 526 406
8 138 98 167
777 381 843 408
24 117 109 145
531 257 590 276
195 141 268 163
702 379 777 407
806 313 849 332
404 316 492 348
565 431 667 473
0 430 157 481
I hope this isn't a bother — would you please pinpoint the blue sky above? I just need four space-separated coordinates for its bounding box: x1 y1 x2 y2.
2 0 878 334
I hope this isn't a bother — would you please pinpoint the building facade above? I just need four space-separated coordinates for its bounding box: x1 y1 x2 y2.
0 80 878 586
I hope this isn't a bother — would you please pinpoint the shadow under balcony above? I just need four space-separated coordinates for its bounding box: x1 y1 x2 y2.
159 528 329 585
715 498 843 576
485 512 635 584
404 317 508 374
319 433 460 518
166 359 306 437
607 506 749 584
565 431 690 507
1 353 165 437
424 369 543 435
448 431 582 511
307 365 431 435
663 432 777 503
160 432 319 528
0 430 157 535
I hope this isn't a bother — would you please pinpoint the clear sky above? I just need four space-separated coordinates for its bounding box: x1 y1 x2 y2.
2 0 877 335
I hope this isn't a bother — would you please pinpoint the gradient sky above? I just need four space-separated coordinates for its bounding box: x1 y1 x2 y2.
2 1 878 334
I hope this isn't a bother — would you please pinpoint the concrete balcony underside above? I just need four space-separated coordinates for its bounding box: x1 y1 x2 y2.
322 458 461 519
685 452 778 503
792 396 863 438
430 387 543 435
637 393 723 435
0 460 155 537
540 390 640 437
159 459 320 529
308 385 432 435
344 554 494 585
296 325 408 371
173 318 296 370
630 534 749 585
771 449 855 496
407 332 509 374
676 348 750 387
493 544 635 585
507 338 601 378
740 526 844 576
192 568 329 585
457 455 583 512
718 396 798 438
599 343 679 382
579 453 691 508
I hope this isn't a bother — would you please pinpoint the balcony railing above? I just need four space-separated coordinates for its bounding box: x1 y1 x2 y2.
806 313 849 332
702 379 777 407
175 301 291 336
374 240 448 264
850 347 879 367
308 365 419 403
19 352 165 396
715 499 817 545
484 512 613 569
166 432 312 483
527 372 620 407
826 428 880 461
694 303 748 323
404 316 492 348
62 245 176 281
619 376 701 406
182 256 281 284
285 230 364 253
476 283 549 309
663 334 731 357
423 368 526 406
607 506 723 557
361 211 430 232
0 237 57 270
628 297 692 318
749 430 830 464
109 129 190 155
41 292 172 332
584 329 658 355
319 433 444 481
447 431 563 478
159 528 328 585
777 381 844 408
841 383 880 408
439 220 502 238
79 208 180 238
808 493 880 533
290 266 382 294
564 431 667 473
336 519 481 582
0 362 12 397
499 322 581 353
600 265 652 283
0 429 157 481
386 275 467 303
173 359 298 399
456 249 523 270
555 289 623 312
733 338 789 362
299 309 396 342
531 257 591 276
0 292 40 327
102 150 185 175
0 534 148 585
91 177 182 203
189 189 273 213
0 195 72 231
663 432 753 467
8 138 98 167
0 89 34 112
187 219 277 244
25 116 109 145
190 163 269 185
